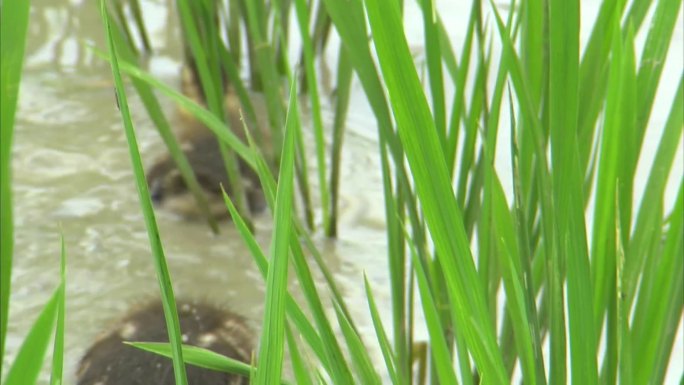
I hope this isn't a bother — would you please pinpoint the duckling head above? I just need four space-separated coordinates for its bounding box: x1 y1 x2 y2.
145 136 265 220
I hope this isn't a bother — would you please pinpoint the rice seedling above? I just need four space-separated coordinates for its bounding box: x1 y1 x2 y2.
2 0 682 384
101 1 188 384
0 1 67 384
0 0 31 372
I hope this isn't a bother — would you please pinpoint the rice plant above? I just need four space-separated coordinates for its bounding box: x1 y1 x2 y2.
1 1 66 384
1 0 682 384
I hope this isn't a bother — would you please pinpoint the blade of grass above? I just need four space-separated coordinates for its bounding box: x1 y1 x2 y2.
364 275 401 385
3 289 59 385
176 0 222 114
101 3 187 384
293 0 330 232
285 323 314 385
333 303 382 385
128 0 151 51
446 8 476 176
409 240 459 385
328 46 353 236
0 0 30 366
615 191 632 385
242 0 285 150
507 85 546 384
128 342 297 384
455 61 485 208
363 0 508 380
623 0 656 31
548 0 598 383
253 79 297 385
520 0 545 106
483 140 544 385
631 183 684 384
224 0 241 62
487 4 567 382
577 0 625 171
591 17 636 332
288 222 356 382
266 1 318 231
320 0 405 165
110 1 139 57
417 0 446 145
378 138 409 382
492 178 543 385
49 234 67 385
634 0 682 132
625 75 683 307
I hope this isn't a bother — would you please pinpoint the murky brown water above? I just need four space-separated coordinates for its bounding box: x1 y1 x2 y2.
5 0 683 384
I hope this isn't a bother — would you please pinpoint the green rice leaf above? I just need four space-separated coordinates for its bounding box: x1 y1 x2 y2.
128 0 151 51
285 324 314 385
364 275 401 385
417 0 447 144
577 0 626 170
287 234 356 384
49 234 67 385
0 0 30 365
488 4 566 382
631 182 683 384
333 303 382 385
410 243 459 385
548 0 598 383
625 75 683 306
635 0 683 131
320 0 401 159
128 342 294 384
242 0 285 150
293 0 330 232
591 17 636 332
4 289 59 385
253 79 297 385
101 3 187 384
329 46 353 236
363 0 507 381
615 190 632 385
487 167 544 385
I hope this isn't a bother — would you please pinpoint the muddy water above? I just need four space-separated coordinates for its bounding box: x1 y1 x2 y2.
5 0 683 384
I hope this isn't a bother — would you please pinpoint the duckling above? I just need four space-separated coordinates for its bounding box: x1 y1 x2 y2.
76 300 253 385
146 64 273 219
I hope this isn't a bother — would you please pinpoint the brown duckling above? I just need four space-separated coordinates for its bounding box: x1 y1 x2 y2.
146 65 273 219
76 300 253 385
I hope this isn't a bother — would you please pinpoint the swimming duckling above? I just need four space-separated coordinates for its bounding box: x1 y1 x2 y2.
76 300 253 385
146 65 273 219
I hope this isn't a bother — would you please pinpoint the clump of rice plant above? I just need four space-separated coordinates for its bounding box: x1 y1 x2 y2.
1 0 681 384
